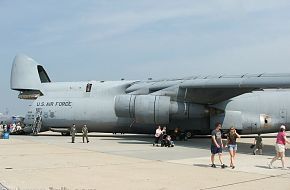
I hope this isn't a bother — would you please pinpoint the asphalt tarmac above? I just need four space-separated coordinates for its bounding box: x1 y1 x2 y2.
0 132 289 190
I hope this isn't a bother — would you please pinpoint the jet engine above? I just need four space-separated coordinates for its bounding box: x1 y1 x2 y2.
114 95 207 124
115 95 170 124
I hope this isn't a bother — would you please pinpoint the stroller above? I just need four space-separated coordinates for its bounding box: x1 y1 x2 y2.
161 134 174 147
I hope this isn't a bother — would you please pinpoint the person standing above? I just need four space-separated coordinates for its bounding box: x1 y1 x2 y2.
82 124 89 143
226 127 241 169
0 123 3 139
71 124 76 143
162 126 167 136
160 126 167 142
269 125 289 170
3 124 7 133
153 125 162 146
210 122 226 168
253 133 263 155
33 115 40 135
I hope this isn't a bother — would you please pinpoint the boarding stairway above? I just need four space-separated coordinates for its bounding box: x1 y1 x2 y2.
32 116 42 135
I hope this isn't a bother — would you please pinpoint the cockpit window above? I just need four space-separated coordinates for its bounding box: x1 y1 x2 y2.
86 83 92 92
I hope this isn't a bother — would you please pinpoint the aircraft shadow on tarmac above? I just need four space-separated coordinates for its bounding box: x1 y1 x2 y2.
34 133 288 157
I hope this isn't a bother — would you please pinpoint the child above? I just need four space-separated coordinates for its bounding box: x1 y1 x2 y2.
166 135 174 147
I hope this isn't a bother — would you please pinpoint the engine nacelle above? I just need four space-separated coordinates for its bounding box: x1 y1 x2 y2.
169 101 207 119
114 95 170 124
114 95 208 124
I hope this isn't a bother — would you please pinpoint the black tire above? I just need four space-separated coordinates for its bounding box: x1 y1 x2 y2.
185 131 193 139
61 132 70 136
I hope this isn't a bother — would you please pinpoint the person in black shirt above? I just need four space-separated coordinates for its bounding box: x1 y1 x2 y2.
210 122 226 168
226 127 241 169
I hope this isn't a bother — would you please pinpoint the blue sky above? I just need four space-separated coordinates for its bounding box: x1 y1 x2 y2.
1 0 290 115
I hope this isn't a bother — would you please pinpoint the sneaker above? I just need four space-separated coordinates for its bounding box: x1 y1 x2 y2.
221 164 227 169
268 163 273 169
211 164 216 168
231 166 235 169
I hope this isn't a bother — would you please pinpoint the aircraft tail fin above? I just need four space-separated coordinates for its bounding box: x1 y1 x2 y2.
10 54 51 99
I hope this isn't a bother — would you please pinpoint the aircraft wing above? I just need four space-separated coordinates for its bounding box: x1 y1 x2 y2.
127 73 290 104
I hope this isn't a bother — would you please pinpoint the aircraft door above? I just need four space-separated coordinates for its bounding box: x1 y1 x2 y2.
259 114 272 129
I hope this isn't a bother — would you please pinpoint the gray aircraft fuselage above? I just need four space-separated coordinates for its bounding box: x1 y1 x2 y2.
24 82 289 135
25 81 143 133
10 54 290 136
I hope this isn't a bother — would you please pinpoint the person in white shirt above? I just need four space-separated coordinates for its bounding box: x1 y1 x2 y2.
153 126 162 146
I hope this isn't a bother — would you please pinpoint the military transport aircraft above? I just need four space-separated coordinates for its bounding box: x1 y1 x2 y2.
10 54 290 137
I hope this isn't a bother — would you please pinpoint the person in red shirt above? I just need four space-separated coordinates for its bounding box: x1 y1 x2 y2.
269 125 289 170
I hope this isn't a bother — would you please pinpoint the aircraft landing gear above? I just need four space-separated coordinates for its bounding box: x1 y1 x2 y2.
185 131 193 139
61 132 70 136
169 130 188 141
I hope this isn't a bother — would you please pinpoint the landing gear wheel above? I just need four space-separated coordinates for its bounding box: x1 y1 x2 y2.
61 132 70 136
185 131 193 139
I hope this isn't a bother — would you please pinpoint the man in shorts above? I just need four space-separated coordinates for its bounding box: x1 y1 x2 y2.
210 122 227 168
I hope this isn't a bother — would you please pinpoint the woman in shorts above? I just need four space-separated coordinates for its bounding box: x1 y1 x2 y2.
226 127 241 169
269 125 289 170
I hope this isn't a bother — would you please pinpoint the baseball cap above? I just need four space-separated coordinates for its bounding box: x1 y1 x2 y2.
280 125 286 130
